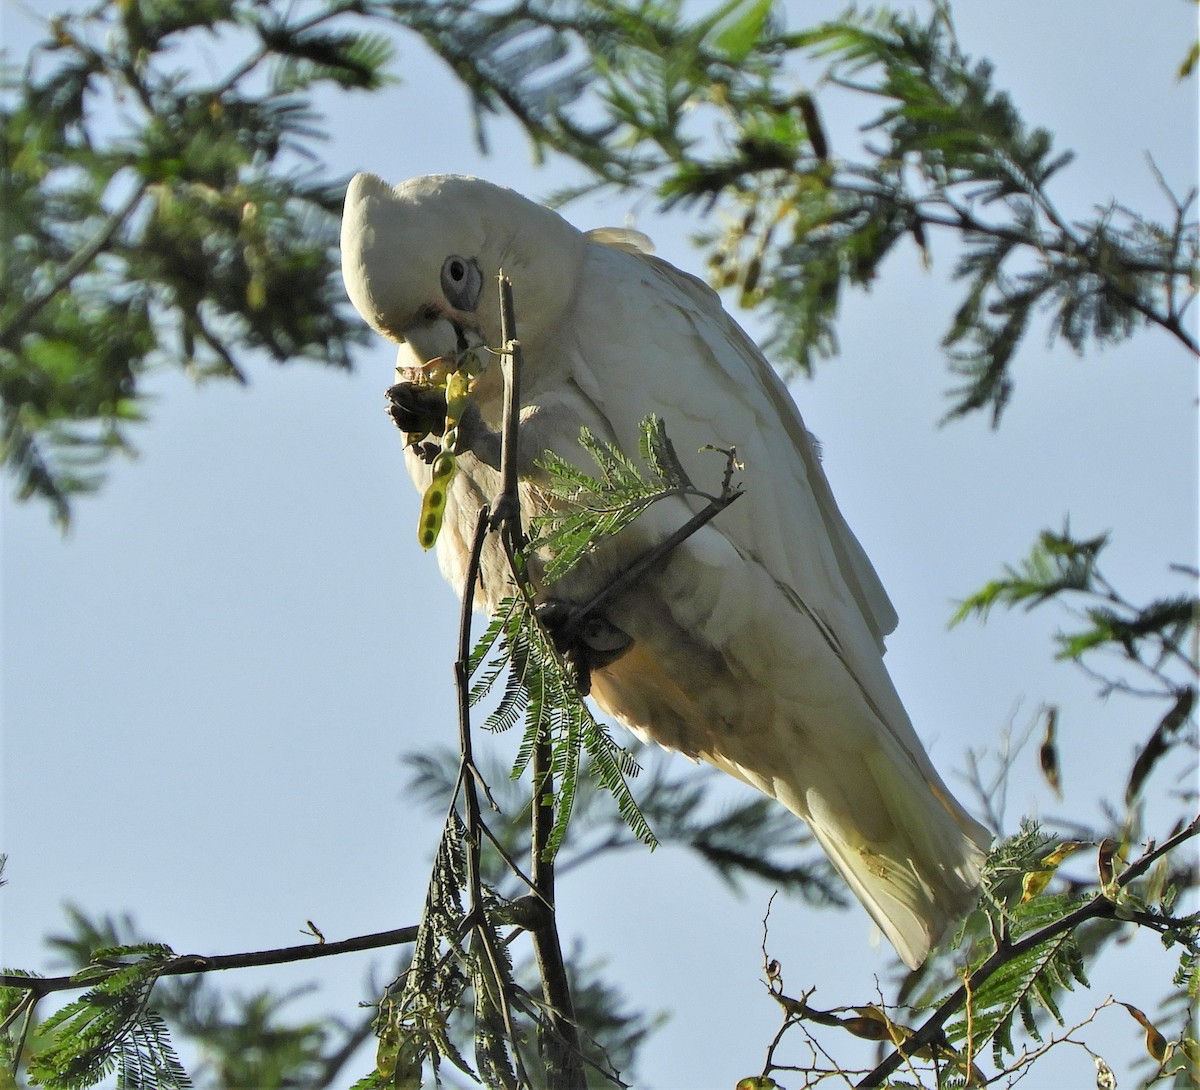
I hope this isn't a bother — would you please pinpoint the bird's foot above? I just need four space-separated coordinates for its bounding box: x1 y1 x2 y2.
535 599 633 696
386 381 447 437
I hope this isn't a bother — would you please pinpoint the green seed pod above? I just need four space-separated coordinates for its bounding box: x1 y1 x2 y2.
431 450 457 482
417 449 458 549
418 484 447 549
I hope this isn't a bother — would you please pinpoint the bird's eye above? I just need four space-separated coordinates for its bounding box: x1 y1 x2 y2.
440 255 482 312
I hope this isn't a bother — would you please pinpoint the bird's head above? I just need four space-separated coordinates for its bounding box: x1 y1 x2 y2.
340 173 586 376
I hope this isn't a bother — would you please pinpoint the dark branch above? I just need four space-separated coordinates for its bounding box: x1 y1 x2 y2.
555 487 743 654
0 178 150 349
0 924 420 997
494 272 586 1090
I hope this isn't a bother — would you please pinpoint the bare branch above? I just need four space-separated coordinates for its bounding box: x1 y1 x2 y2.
0 924 420 998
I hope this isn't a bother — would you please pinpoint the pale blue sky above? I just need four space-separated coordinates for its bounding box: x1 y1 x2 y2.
2 2 1197 1086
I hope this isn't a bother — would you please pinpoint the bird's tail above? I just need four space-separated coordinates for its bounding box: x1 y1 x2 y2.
750 736 991 970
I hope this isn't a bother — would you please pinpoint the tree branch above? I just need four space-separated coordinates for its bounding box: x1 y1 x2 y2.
858 813 1200 1087
0 177 149 349
494 272 586 1090
0 924 420 998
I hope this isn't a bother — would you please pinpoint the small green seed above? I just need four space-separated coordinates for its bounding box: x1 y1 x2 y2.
431 451 456 482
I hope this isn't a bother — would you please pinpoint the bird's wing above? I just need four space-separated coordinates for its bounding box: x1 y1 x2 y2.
553 242 989 968
560 241 913 736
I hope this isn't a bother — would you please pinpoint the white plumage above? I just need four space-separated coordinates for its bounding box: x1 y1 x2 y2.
341 172 990 969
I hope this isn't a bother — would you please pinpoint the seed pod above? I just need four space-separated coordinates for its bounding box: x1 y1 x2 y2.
1038 706 1062 798
417 451 458 549
418 484 447 550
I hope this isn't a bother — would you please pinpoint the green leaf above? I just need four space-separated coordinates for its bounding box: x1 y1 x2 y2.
25 945 188 1090
951 526 1109 625
707 0 774 62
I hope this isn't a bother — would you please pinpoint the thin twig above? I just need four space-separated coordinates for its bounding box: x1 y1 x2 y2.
495 272 527 555
494 271 586 1090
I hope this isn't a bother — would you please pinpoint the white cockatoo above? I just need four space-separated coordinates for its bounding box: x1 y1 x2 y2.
341 172 991 969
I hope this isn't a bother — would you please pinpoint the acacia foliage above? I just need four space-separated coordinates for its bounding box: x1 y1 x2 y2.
4 0 1195 521
2 0 1197 1087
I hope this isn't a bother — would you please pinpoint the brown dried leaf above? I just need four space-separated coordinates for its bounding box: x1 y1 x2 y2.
1120 1002 1169 1063
1038 705 1062 798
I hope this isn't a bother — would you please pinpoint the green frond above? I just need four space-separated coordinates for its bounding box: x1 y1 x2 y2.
466 563 654 859
115 1011 192 1090
945 908 1083 1064
941 827 1101 1066
533 415 721 584
469 597 522 704
266 30 395 92
25 944 184 1089
951 527 1109 626
581 718 655 852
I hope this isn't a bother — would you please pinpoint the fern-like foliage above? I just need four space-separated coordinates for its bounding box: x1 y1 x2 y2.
25 944 190 1090
112 1010 191 1090
533 414 723 584
470 590 654 859
951 526 1111 625
942 824 1090 1067
948 892 1088 1066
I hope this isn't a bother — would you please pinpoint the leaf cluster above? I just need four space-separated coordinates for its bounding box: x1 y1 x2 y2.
1 0 394 522
16 943 189 1090
527 1 1198 422
532 414 715 583
954 525 1199 811
947 830 1092 1066
469 590 652 862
